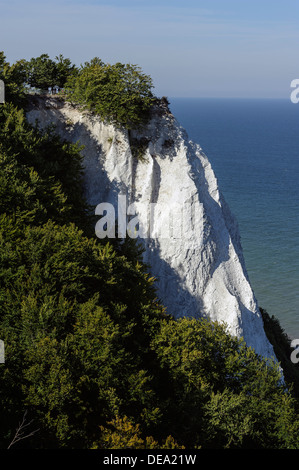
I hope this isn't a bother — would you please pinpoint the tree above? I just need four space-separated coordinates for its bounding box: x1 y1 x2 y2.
7 411 39 449
65 59 155 129
2 52 299 450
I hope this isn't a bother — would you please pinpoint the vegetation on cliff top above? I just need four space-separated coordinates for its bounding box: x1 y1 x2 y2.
1 52 299 449
1 52 155 129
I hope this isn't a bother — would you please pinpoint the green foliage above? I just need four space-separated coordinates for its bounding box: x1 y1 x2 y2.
53 54 78 88
25 53 77 90
150 317 299 449
261 307 299 397
0 102 89 232
0 219 167 447
129 136 150 161
65 59 155 129
92 416 184 449
0 99 166 446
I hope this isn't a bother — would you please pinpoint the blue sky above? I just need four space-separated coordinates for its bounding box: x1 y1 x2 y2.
1 0 298 98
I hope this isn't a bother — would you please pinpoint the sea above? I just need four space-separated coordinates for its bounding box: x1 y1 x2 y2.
169 97 299 340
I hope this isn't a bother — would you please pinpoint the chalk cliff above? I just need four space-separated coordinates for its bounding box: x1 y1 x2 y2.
26 96 276 360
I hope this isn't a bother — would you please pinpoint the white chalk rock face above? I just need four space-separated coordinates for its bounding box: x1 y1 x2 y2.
26 97 276 360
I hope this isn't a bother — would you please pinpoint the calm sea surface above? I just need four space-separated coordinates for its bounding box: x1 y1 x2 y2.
169 98 299 339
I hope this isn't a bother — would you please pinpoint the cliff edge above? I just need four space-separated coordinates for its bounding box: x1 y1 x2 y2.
26 96 276 361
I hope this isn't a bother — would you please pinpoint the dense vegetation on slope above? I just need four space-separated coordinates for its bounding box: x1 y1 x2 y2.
1 52 299 449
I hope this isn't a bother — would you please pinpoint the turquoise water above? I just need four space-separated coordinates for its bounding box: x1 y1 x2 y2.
169 98 299 339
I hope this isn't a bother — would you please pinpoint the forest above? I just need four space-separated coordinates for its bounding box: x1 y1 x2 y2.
1 52 299 449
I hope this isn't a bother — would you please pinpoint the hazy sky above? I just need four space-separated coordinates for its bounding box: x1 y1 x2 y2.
1 0 299 98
